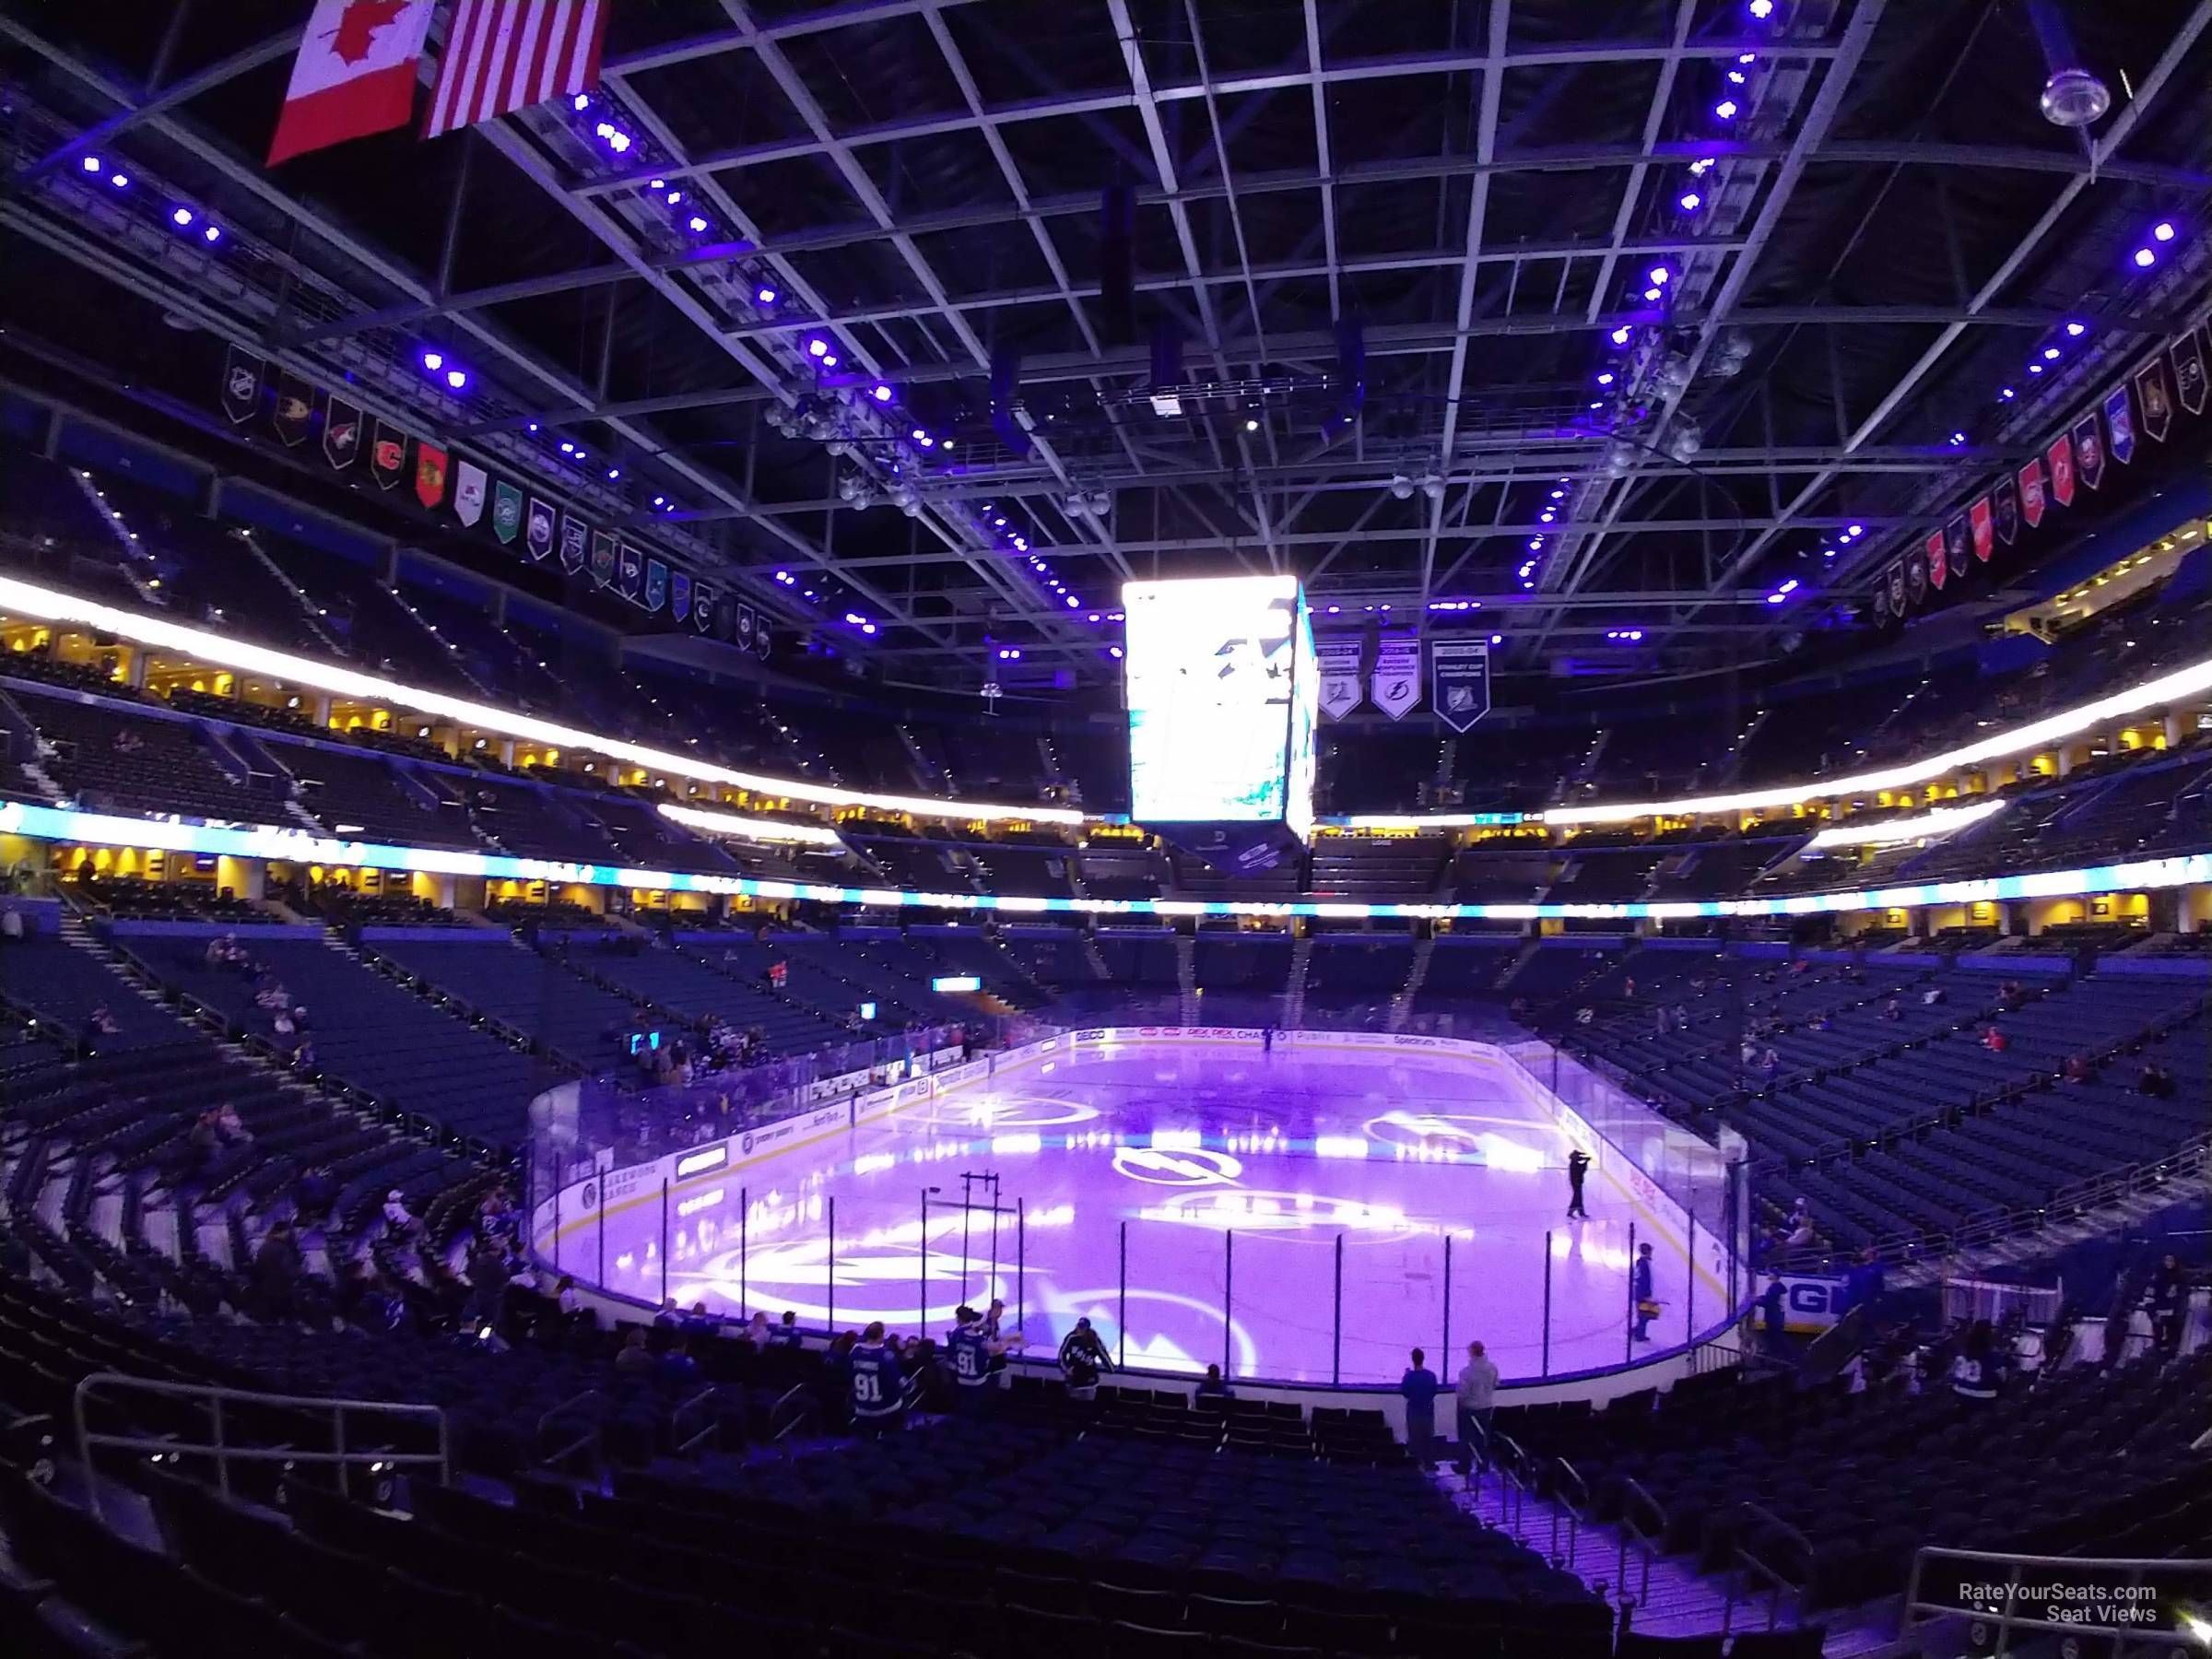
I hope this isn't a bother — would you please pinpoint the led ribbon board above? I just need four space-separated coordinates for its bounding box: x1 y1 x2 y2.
2 800 2202 924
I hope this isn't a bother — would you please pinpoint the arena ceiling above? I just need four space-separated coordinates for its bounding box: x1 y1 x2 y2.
4 0 2211 694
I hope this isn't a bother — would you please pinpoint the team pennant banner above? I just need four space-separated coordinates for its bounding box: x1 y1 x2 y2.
617 541 644 601
643 559 668 613
2135 356 2174 442
2100 386 2133 467
371 419 406 490
2018 457 2047 527
220 347 263 425
272 372 314 447
1943 515 1970 586
670 571 692 623
754 618 771 659
1370 630 1420 721
1993 472 2019 545
2072 412 2105 488
1904 541 1930 610
559 514 587 574
735 603 755 651
1969 496 1994 565
413 442 448 510
1315 635 1364 720
324 396 362 470
2171 331 2207 416
1887 561 1906 612
1924 531 1948 591
1430 639 1491 732
691 582 716 635
524 497 556 562
2045 433 2076 508
491 480 522 544
453 461 487 526
589 532 616 587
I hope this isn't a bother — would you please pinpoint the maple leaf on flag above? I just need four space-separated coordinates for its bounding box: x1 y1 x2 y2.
328 0 410 65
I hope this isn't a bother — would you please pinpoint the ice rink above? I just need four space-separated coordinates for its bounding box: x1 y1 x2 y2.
547 1038 1715 1384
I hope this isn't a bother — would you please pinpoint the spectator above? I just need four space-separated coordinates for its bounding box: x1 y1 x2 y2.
381 1189 418 1241
1758 1277 1788 1352
771 1310 803 1348
251 1221 302 1324
466 1239 510 1335
1631 1242 1658 1342
555 1275 582 1322
1399 1348 1441 1464
1453 1340 1500 1472
741 1311 773 1348
2137 1061 2176 1099
294 1164 336 1226
1841 1246 1886 1316
1881 995 1903 1020
1982 1025 2008 1053
2149 1254 2191 1355
1057 1316 1114 1395
1194 1363 1234 1405
1949 1320 2002 1402
2063 1053 2093 1084
659 1339 700 1382
849 1320 905 1437
614 1328 655 1374
1785 1211 1817 1252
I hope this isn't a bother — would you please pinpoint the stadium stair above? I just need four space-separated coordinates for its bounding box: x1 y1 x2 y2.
1282 932 1314 1028
1387 935 1435 1032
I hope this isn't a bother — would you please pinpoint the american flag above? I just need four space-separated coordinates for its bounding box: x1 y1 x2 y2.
426 0 608 140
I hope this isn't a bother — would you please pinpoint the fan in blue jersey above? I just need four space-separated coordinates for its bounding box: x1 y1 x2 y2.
947 1305 1009 1416
849 1320 906 1438
1058 1316 1114 1394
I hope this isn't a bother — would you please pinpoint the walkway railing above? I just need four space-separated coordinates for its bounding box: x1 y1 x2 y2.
1722 1500 1809 1634
73 1373 448 1523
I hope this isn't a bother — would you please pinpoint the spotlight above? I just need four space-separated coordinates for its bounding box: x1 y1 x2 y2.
911 428 928 442
1949 430 1968 445
559 441 575 454
1998 386 2015 401
421 350 444 371
1747 0 1773 17
820 353 839 367
2064 321 2087 336
1642 287 1663 301
203 225 222 243
606 467 621 480
445 369 467 391
1596 371 1615 386
756 285 779 305
687 215 709 232
110 172 130 188
2029 363 2044 374
81 155 101 172
806 338 829 358
872 383 894 402
1714 99 1739 121
170 206 194 227
573 94 591 112
1244 418 1259 430
665 189 684 206
1678 191 1702 211
2152 220 2177 242
607 132 630 153
2134 247 2157 267
1609 325 1632 346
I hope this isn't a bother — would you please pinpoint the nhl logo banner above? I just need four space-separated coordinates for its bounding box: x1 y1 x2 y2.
670 571 692 622
616 541 644 601
735 603 756 651
559 515 587 574
1315 635 1364 720
2045 433 2075 508
2071 412 2104 488
371 419 406 490
414 443 448 511
220 346 263 425
2018 457 2047 527
1371 629 1421 721
1969 497 1994 565
1993 472 2019 545
324 396 362 470
453 461 487 526
691 582 716 634
2135 357 2174 442
491 480 523 544
1924 531 1948 591
2171 331 2207 416
272 371 314 447
2099 386 2133 467
644 559 668 613
589 531 616 587
524 497 556 562
1430 639 1491 732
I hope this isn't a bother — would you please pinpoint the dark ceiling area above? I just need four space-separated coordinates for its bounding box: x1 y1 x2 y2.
3 0 2209 697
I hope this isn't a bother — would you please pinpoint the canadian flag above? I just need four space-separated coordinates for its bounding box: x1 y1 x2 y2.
267 0 436 166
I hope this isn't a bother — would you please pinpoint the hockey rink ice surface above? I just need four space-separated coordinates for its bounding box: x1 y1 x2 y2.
555 1041 1711 1385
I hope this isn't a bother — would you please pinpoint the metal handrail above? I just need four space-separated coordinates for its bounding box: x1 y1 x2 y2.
73 1372 448 1524
671 1385 733 1456
535 1387 606 1471
769 1380 819 1443
1723 1498 1812 1633
1615 1476 1668 1608
1550 1457 1589 1569
1487 1430 1531 1544
1904 1545 2212 1653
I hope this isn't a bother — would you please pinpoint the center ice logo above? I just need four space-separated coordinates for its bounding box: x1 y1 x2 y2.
1112 1146 1243 1187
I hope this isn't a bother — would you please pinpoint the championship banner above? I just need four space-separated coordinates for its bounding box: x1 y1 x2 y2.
1924 530 1947 591
2018 457 2047 527
1430 638 1491 732
589 531 616 587
1904 540 1929 610
1993 472 2019 545
524 497 556 562
735 602 756 651
1371 629 1420 721
371 419 406 490
559 515 587 574
644 559 668 613
220 346 263 425
1315 635 1364 720
616 541 644 601
2100 386 2133 466
754 618 771 659
1870 584 1891 625
2171 331 2207 416
670 571 692 622
1969 496 1994 565
272 371 314 447
414 442 448 511
2045 432 2075 508
491 480 523 545
453 460 486 526
2072 412 2105 489
691 582 716 634
324 396 362 471
2136 356 2174 442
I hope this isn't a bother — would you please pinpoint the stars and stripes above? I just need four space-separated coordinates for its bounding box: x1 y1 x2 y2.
426 0 608 140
